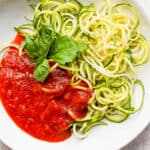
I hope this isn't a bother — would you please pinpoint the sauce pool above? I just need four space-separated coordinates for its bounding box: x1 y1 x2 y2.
0 35 92 142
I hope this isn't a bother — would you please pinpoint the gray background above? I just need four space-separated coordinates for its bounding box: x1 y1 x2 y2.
122 124 150 150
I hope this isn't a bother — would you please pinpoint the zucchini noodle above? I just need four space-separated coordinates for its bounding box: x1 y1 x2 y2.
3 0 149 139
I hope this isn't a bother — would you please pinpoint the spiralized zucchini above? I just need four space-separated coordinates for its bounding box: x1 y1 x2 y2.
4 0 149 139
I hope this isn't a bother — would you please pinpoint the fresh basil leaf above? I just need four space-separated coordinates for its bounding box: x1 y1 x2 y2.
24 34 38 58
50 36 78 64
34 59 50 82
77 42 88 52
24 25 57 59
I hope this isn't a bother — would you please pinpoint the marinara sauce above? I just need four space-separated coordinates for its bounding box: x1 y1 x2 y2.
0 35 92 142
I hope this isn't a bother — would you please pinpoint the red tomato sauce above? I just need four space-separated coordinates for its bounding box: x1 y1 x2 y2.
0 35 92 142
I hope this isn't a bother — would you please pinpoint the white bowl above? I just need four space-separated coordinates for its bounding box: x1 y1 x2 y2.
0 0 150 150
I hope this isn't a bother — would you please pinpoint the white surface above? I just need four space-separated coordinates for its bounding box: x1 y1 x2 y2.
0 0 150 150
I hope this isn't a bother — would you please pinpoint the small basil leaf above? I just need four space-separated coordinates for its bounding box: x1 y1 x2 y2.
24 34 38 58
50 36 78 64
77 42 88 52
24 25 57 59
34 59 50 82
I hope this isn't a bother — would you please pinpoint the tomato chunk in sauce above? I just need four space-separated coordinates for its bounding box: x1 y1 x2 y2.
0 35 92 142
